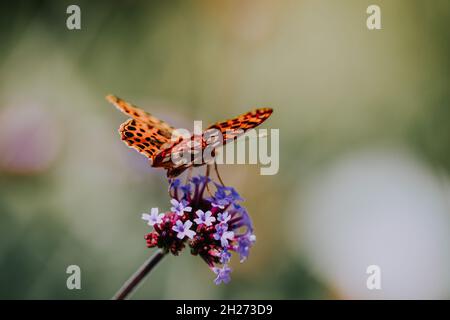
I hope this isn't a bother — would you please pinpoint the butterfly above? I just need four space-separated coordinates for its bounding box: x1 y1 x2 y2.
106 95 273 178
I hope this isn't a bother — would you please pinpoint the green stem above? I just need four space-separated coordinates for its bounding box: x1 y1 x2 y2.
113 249 166 300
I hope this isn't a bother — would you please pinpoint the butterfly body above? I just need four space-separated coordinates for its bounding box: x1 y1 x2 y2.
106 95 273 178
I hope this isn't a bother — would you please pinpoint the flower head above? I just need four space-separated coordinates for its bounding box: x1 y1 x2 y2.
143 175 256 284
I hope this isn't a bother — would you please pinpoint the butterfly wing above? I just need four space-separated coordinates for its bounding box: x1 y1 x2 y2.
157 108 274 170
118 118 178 164
106 95 181 165
107 95 273 177
206 108 273 142
106 95 175 135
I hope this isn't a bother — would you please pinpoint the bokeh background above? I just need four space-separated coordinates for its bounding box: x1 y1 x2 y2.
0 0 449 299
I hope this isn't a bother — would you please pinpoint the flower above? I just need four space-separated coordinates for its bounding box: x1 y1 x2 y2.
170 199 192 216
180 184 191 197
213 224 235 247
213 265 232 285
141 208 164 226
235 233 256 262
219 249 231 264
172 220 196 239
194 209 216 226
217 211 231 224
142 175 256 285
209 184 244 209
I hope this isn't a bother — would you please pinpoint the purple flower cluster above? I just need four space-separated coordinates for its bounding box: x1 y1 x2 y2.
142 175 256 285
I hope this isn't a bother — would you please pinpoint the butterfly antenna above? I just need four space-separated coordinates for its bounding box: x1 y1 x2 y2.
214 161 226 186
167 177 173 196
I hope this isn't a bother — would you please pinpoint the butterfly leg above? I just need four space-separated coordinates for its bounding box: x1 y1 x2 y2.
205 164 214 197
167 178 173 196
214 161 226 186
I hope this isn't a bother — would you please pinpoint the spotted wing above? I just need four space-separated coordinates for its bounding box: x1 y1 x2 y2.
106 95 180 164
206 108 273 142
106 94 175 134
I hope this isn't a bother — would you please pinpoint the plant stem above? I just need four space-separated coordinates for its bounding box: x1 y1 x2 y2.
113 249 166 300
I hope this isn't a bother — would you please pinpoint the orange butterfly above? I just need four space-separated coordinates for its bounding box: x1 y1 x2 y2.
106 95 273 178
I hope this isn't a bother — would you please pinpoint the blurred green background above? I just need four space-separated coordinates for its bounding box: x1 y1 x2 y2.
0 0 449 299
